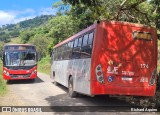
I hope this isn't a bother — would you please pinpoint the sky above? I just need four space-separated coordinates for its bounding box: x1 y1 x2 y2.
0 0 59 26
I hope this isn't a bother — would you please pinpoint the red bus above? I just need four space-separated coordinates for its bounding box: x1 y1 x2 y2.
51 20 158 97
2 44 38 81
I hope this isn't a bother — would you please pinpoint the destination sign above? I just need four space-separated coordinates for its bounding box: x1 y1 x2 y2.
133 32 152 40
4 45 35 50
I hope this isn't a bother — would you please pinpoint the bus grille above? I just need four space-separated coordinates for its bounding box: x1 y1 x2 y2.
10 74 31 78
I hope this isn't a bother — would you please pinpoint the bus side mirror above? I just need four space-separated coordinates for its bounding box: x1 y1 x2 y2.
158 34 160 40
0 50 3 61
37 53 41 61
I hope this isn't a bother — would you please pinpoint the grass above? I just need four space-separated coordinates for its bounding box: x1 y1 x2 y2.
0 62 7 95
38 55 51 75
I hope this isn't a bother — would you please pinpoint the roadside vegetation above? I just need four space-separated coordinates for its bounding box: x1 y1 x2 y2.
38 55 51 75
0 61 7 95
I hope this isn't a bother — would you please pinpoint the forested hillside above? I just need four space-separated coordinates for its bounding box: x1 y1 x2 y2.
0 0 159 59
0 15 54 43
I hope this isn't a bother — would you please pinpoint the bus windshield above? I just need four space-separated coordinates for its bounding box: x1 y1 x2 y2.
4 50 36 66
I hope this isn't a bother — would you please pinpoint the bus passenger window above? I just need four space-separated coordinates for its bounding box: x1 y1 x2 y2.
74 39 78 48
72 48 81 59
70 41 74 48
56 48 58 60
81 46 92 58
68 42 71 49
88 32 94 45
58 47 62 60
54 49 57 60
56 49 58 60
65 42 71 59
52 49 55 61
59 46 62 60
82 34 88 46
61 45 65 60
63 43 68 59
69 41 74 59
81 33 93 58
72 37 82 59
57 47 61 60
78 37 82 47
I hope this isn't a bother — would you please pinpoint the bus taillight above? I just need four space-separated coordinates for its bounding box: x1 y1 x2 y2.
95 64 104 83
149 69 156 86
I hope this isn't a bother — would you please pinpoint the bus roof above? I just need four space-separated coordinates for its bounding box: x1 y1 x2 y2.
3 44 36 51
107 21 154 29
53 20 154 49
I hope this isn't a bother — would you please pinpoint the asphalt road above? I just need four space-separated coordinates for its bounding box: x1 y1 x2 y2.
0 72 158 114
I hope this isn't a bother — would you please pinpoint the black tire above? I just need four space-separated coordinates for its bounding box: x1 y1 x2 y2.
30 79 35 82
54 81 59 86
68 77 77 98
52 72 58 86
7 80 11 84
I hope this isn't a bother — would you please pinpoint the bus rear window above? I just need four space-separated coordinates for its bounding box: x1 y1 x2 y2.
133 32 152 40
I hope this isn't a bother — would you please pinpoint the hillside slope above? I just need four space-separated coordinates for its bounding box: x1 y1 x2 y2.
0 15 54 43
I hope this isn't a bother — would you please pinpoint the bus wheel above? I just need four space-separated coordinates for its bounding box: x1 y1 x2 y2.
68 77 77 98
54 81 59 86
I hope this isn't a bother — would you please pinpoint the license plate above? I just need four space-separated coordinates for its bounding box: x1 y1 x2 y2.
18 75 23 78
122 77 132 81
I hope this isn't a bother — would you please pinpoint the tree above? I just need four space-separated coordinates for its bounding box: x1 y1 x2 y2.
0 32 11 43
9 30 20 38
62 0 159 28
150 0 160 29
20 30 35 43
46 15 80 48
29 34 51 58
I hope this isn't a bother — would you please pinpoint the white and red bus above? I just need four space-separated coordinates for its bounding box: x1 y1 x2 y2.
2 44 38 81
51 20 158 97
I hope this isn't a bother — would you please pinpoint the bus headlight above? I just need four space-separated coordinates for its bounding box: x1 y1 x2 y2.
31 69 37 74
3 70 10 76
